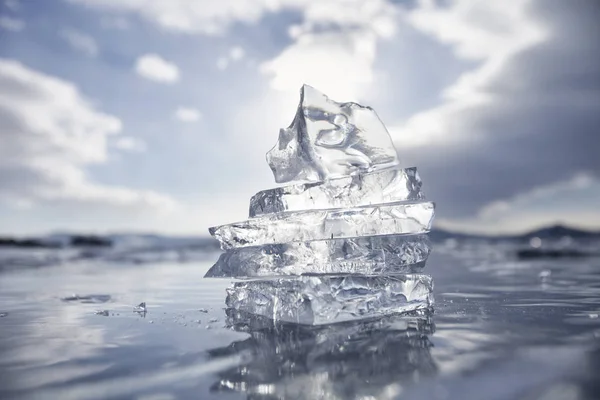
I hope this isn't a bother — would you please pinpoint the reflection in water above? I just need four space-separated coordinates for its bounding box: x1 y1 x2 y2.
208 309 437 399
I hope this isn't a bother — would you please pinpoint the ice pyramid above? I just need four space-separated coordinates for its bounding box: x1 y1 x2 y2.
207 85 435 325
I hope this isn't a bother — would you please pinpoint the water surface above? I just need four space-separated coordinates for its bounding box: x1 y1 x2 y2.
0 244 599 399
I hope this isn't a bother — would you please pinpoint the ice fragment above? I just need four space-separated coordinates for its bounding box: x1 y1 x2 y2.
211 201 434 250
266 85 399 183
249 167 423 217
134 302 147 314
226 274 433 325
205 233 431 278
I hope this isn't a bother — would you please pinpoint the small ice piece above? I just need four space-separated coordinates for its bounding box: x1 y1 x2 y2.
226 274 433 325
198 308 208 313
0 312 8 318
249 167 423 217
538 270 551 282
134 302 147 313
205 233 431 278
210 201 435 250
95 310 110 316
266 85 399 183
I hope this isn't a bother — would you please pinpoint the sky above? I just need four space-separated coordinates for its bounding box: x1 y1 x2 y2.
0 0 598 236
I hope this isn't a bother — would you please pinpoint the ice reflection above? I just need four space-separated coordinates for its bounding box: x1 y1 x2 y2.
208 309 437 399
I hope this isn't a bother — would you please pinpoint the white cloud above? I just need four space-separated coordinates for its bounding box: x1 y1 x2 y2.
0 16 25 32
67 0 285 35
259 0 397 101
134 54 180 83
59 28 99 57
216 46 246 70
260 30 378 101
67 0 398 100
112 136 146 152
174 107 202 122
389 0 548 148
229 46 245 61
0 59 177 213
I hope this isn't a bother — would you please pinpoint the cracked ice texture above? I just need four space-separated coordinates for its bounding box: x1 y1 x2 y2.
205 233 431 278
249 167 424 217
266 84 399 184
210 201 435 250
225 274 434 325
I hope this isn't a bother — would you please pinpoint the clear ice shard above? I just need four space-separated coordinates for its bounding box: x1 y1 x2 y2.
266 84 399 184
205 233 431 278
225 274 434 325
210 201 434 250
207 84 436 325
249 166 423 217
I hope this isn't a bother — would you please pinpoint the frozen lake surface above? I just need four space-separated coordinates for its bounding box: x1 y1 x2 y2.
0 241 599 399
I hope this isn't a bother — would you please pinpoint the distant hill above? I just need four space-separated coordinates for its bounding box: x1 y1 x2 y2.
430 224 600 241
0 233 220 250
513 225 600 240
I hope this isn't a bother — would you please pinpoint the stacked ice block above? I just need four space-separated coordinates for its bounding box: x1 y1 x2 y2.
207 85 435 325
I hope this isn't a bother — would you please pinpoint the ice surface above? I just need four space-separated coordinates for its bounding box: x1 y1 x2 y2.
266 85 399 184
226 274 433 325
205 233 431 278
210 201 434 250
249 167 424 217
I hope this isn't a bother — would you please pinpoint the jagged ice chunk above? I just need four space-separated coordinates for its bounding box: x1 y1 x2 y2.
266 85 399 184
205 233 431 278
225 274 434 325
210 201 435 250
249 167 424 217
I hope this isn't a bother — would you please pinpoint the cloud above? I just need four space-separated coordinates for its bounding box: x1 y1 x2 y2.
260 30 379 101
389 0 548 149
134 54 180 83
381 0 600 229
67 0 286 35
439 172 600 234
67 0 398 100
0 16 24 32
0 59 177 213
229 46 245 61
174 107 202 123
259 1 398 101
112 136 146 152
216 46 246 70
59 28 99 57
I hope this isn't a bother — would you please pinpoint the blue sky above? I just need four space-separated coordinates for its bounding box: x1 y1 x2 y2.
0 0 598 235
